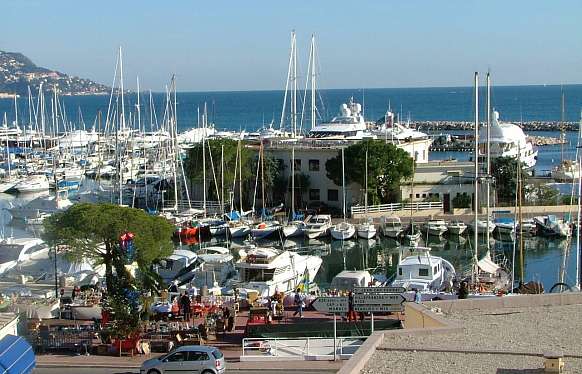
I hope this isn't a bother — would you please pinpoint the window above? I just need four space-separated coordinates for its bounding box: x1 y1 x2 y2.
328 189 339 202
293 159 302 171
188 351 210 361
309 189 320 201
212 350 224 359
398 267 402 276
166 352 188 362
416 194 420 198
419 268 429 277
309 159 320 171
433 266 438 274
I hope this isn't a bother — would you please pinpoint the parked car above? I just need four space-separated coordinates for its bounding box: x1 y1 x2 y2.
140 345 225 374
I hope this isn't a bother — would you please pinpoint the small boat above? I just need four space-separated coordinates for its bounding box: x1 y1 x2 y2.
304 215 332 239
447 220 467 236
551 160 580 182
282 221 306 238
251 221 281 240
356 219 376 239
469 219 496 235
0 237 50 274
391 246 456 292
380 216 403 238
403 222 421 247
330 221 356 240
517 218 537 236
156 249 201 285
494 217 515 236
534 215 571 237
228 221 251 239
14 174 50 193
422 219 448 236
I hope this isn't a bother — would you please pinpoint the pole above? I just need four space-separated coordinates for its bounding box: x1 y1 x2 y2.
473 72 479 286
53 246 58 298
333 313 337 361
486 72 491 246
371 313 374 335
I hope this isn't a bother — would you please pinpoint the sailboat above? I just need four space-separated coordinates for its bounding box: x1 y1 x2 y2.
331 148 355 240
251 141 281 240
356 148 376 239
282 147 306 238
403 154 420 246
551 96 580 182
228 140 251 239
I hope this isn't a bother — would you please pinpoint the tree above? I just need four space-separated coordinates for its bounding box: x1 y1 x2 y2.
43 203 174 295
491 156 528 205
325 140 414 204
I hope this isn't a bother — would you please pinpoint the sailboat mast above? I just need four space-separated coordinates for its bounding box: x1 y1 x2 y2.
365 147 368 213
518 146 524 284
238 140 243 213
472 72 479 286
261 141 265 217
486 72 491 245
292 32 297 137
221 144 225 214
342 147 346 221
561 88 565 163
311 34 316 131
202 103 207 217
291 147 295 217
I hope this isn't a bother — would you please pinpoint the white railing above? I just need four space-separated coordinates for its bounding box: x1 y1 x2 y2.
350 201 443 216
241 336 366 361
161 200 223 214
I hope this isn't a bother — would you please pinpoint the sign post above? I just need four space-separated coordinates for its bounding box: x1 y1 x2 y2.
352 287 406 335
313 297 349 361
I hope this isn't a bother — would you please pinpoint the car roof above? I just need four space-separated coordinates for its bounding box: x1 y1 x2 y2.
175 345 218 352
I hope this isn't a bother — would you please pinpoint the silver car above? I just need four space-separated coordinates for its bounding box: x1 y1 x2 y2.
140 345 225 374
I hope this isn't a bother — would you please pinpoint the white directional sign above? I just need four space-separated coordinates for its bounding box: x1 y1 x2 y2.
312 296 349 313
354 286 406 294
354 304 404 313
353 293 406 305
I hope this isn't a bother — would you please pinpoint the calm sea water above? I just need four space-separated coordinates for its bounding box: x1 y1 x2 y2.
1 85 581 132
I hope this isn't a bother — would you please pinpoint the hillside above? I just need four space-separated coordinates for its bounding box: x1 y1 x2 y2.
0 50 110 97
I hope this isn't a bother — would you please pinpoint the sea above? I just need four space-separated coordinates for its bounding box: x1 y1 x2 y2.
0 84 581 291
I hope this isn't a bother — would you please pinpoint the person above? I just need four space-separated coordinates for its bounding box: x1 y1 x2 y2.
414 289 422 304
293 289 304 317
180 292 191 321
458 281 469 299
347 291 355 322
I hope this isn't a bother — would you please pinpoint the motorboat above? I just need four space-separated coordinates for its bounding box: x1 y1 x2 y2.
0 237 50 274
193 246 236 290
403 222 421 247
447 220 467 236
516 218 537 236
422 219 448 236
228 221 251 239
330 270 372 292
380 216 403 238
234 247 322 297
391 246 456 292
552 160 580 182
469 219 496 235
251 221 282 240
304 215 332 239
494 217 515 236
308 98 374 140
356 219 377 239
478 110 537 169
330 221 356 240
14 174 50 193
534 215 571 237
156 249 202 285
282 220 306 238
0 176 22 193
8 194 73 221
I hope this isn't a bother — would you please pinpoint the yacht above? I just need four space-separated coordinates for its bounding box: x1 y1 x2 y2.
494 217 515 236
447 220 467 236
14 174 50 193
372 111 431 144
330 221 356 240
478 110 537 169
516 218 537 236
356 219 377 239
8 194 73 221
304 215 332 239
308 98 374 140
422 219 448 236
551 160 580 182
380 216 403 238
156 249 201 285
235 247 322 297
469 219 496 235
534 215 571 238
193 246 236 290
0 237 50 274
391 246 456 292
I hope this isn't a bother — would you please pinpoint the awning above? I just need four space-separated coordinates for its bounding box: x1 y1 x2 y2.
0 335 35 373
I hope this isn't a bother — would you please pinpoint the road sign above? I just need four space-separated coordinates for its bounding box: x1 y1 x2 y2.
312 296 348 313
354 286 406 294
354 304 404 313
353 293 406 305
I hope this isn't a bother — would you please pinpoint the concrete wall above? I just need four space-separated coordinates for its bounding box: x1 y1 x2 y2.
426 292 582 312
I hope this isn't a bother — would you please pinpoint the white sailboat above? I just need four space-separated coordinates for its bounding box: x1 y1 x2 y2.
331 148 355 240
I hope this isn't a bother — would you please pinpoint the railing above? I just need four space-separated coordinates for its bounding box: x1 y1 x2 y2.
241 336 366 361
350 201 443 216
161 200 223 215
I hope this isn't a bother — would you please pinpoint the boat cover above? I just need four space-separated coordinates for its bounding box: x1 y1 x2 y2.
0 335 35 374
477 252 500 274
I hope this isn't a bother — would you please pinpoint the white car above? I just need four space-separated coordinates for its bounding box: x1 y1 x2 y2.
140 345 225 374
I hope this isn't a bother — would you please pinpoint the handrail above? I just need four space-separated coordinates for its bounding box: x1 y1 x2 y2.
241 336 366 360
350 201 443 215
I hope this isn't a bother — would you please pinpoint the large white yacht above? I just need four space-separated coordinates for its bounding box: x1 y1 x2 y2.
8 193 73 221
235 247 322 297
391 246 456 292
0 237 50 274
308 98 374 140
478 110 537 168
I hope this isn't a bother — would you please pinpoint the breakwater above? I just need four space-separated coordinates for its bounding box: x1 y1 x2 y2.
412 120 578 132
430 134 565 152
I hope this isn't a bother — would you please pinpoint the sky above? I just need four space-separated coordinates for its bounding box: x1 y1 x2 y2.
2 0 581 91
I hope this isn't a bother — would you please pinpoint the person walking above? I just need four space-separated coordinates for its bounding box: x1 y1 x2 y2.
293 288 304 318
180 292 191 321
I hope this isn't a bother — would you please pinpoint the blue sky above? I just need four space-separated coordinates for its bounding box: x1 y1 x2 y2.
2 0 581 91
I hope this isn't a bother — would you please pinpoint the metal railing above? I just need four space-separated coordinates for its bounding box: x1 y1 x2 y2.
241 336 366 360
350 201 443 216
160 200 223 215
